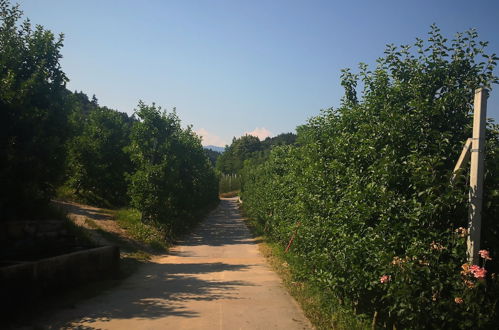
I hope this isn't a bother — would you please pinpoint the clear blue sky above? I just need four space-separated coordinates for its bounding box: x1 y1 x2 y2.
20 0 499 146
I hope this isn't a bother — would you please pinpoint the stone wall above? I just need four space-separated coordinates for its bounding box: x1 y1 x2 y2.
0 245 120 315
0 220 86 260
1 220 68 241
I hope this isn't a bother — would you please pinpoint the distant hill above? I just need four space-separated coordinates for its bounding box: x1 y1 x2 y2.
204 145 225 153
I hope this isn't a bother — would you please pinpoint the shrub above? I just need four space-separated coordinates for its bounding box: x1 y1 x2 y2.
241 26 499 328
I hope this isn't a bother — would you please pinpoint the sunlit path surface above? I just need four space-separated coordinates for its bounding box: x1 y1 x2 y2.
43 198 312 329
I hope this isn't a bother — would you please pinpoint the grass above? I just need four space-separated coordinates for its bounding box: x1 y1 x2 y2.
56 185 169 253
62 213 95 247
55 184 76 202
242 209 371 330
113 208 169 252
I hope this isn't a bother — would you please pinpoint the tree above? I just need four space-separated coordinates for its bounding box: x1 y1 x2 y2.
127 102 178 222
216 133 297 176
216 135 262 174
241 26 499 328
0 1 69 219
127 102 218 224
65 94 134 206
204 148 221 167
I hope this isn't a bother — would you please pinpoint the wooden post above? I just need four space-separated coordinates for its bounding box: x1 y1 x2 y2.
468 88 488 265
451 138 472 183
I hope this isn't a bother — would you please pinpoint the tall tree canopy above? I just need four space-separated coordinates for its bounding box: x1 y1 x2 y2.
0 1 68 219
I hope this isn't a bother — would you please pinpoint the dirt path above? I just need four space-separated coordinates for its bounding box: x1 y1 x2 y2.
53 200 141 252
42 198 313 329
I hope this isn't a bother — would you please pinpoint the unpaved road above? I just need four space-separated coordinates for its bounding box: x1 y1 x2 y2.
42 198 313 329
54 200 133 249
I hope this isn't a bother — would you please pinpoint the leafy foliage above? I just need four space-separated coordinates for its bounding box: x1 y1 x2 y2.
0 1 69 219
204 148 221 167
216 135 262 174
127 102 218 225
65 94 134 206
216 133 297 175
241 26 499 328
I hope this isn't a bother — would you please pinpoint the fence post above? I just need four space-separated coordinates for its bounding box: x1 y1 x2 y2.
467 88 488 265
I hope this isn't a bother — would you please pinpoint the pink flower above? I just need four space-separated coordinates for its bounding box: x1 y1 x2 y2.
473 268 487 279
470 265 487 279
380 275 391 283
479 249 492 261
470 265 481 273
454 297 464 304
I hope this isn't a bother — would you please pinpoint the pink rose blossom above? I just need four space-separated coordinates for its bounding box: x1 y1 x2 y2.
380 275 391 283
470 265 487 279
473 268 487 279
470 265 481 273
479 249 492 261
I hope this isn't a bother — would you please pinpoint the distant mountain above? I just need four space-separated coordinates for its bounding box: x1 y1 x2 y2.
204 145 225 153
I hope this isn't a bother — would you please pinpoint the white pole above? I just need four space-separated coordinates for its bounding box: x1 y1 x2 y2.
467 88 488 265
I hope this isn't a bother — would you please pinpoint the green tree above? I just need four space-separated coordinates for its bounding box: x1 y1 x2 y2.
241 26 499 328
65 93 134 206
204 148 221 167
261 132 297 149
216 135 262 174
127 102 217 224
216 133 297 176
127 102 179 222
0 1 69 219
173 127 219 212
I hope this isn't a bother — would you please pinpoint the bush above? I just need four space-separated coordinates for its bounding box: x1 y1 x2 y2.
241 26 499 328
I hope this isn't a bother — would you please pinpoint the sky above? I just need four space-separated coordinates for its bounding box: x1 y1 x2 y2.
19 0 499 146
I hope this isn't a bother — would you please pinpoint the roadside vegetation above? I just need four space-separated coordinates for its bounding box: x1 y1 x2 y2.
219 174 241 195
239 27 499 328
114 208 166 251
244 212 370 330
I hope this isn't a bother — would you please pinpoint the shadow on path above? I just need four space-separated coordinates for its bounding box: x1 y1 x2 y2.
45 199 259 329
56 262 253 329
178 199 262 247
